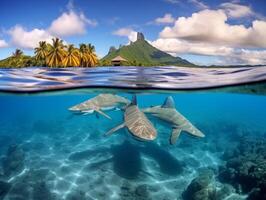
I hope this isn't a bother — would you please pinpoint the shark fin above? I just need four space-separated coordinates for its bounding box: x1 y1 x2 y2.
95 113 99 119
170 128 182 145
130 95 137 106
162 96 175 108
82 110 95 115
95 109 112 120
105 123 125 136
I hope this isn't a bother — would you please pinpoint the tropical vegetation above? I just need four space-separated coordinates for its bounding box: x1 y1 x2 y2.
0 37 99 68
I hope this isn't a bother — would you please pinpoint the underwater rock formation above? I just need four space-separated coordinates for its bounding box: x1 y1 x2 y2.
183 168 216 200
2 144 25 177
219 136 266 200
182 167 236 200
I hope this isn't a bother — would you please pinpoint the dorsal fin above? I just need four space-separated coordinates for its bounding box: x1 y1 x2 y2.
130 94 137 106
162 96 175 108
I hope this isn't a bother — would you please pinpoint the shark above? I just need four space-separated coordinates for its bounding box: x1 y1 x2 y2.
105 95 157 141
69 94 130 119
142 96 205 144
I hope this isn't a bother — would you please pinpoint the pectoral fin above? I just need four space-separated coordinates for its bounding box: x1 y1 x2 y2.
95 109 112 120
82 110 94 115
105 123 125 136
170 128 182 145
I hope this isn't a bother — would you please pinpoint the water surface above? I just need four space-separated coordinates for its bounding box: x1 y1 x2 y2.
0 66 266 92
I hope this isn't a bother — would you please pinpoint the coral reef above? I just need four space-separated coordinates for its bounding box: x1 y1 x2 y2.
183 168 236 200
219 136 266 199
183 168 216 200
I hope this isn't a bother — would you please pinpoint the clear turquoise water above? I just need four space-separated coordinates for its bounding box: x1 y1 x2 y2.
0 91 266 200
0 67 266 200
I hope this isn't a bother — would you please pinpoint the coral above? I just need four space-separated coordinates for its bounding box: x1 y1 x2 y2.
182 168 216 200
219 136 266 199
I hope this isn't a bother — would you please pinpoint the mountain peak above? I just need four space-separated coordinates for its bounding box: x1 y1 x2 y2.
137 32 145 41
108 46 116 54
101 33 193 66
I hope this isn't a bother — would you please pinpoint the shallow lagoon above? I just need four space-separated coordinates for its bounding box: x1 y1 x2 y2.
0 91 266 200
0 67 266 200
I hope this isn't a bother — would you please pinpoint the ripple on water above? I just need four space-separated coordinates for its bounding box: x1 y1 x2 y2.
0 66 265 92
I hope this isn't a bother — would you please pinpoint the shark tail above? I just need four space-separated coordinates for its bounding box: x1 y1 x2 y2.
184 126 205 138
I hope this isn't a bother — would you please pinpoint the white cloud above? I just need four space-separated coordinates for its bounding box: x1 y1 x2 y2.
152 38 234 56
151 8 266 65
8 7 96 49
113 28 138 42
49 10 97 37
189 0 208 9
160 9 266 48
0 39 8 48
152 38 266 65
220 3 253 18
231 49 266 65
9 25 52 49
155 14 175 24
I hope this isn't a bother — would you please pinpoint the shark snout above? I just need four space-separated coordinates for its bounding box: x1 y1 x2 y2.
69 107 79 112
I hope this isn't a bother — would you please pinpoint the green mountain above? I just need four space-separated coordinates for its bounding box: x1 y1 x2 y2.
101 32 194 66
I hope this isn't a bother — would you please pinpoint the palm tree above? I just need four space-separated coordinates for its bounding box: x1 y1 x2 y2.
79 43 98 67
46 38 66 67
79 43 89 67
34 41 48 65
62 44 80 67
33 38 99 68
86 44 98 67
12 49 23 57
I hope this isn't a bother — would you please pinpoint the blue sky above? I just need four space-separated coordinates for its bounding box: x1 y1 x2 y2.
0 0 266 65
